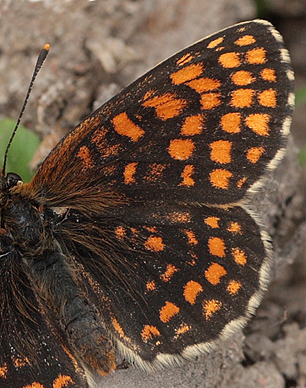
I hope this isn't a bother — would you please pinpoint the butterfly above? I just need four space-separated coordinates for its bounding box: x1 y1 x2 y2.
0 19 294 388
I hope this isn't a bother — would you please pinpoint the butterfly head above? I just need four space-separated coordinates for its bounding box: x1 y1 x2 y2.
0 169 23 203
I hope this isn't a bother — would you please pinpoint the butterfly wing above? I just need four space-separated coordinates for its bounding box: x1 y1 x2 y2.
58 202 268 368
0 262 88 388
27 19 293 207
15 19 294 375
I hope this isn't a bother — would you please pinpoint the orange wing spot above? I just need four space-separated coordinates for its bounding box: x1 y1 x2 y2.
143 93 187 120
247 146 265 163
245 113 270 136
102 164 116 177
176 53 194 66
0 364 7 378
184 280 203 304
176 323 191 335
235 35 256 46
112 112 145 142
170 63 203 84
187 77 221 93
141 325 160 342
258 89 277 107
24 383 43 388
92 127 121 157
145 226 157 233
205 262 227 285
221 112 241 133
237 177 247 188
146 280 156 291
184 230 198 245
77 146 95 171
168 211 191 223
219 52 240 68
54 375 74 388
232 247 247 265
204 216 220 228
115 226 126 240
179 165 195 186
112 317 125 337
181 114 204 136
246 47 266 64
209 169 232 189
203 299 222 319
208 237 226 257
62 346 79 371
99 143 121 158
130 227 138 235
168 139 195 160
123 162 137 184
161 264 179 282
190 251 198 259
12 357 28 367
210 140 232 164
261 68 276 82
227 221 241 233
231 70 255 85
112 317 130 342
231 88 254 108
186 258 197 266
160 301 180 323
145 235 165 252
200 92 221 110
143 89 155 100
207 36 224 48
227 280 242 295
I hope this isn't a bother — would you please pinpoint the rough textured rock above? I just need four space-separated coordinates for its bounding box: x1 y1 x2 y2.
0 1 306 388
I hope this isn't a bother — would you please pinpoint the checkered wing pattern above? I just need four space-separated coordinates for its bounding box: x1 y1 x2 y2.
30 20 293 206
0 19 294 387
61 203 267 366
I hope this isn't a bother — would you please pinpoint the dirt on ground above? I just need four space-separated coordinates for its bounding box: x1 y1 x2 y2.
0 1 306 387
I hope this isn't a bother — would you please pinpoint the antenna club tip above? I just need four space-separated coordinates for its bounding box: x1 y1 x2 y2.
43 43 50 51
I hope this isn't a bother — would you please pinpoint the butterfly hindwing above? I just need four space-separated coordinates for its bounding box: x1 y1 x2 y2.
58 202 268 367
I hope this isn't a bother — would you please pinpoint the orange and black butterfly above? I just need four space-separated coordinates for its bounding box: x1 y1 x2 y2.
0 20 294 387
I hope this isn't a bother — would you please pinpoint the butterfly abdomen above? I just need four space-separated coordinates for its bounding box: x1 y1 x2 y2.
25 239 116 376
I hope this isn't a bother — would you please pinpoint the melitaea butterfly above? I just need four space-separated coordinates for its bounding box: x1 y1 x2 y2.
0 19 294 388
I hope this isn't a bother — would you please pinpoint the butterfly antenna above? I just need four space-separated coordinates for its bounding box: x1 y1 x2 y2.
2 43 50 176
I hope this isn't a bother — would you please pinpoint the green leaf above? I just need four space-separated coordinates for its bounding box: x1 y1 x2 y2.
0 118 40 182
298 145 306 167
295 86 306 107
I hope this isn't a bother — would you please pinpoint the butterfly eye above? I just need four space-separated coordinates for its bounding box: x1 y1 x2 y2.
6 173 23 188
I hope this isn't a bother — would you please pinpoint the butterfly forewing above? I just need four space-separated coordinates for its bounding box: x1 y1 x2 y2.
1 19 294 387
28 20 293 206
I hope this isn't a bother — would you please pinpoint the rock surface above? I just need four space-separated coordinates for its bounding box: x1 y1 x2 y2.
0 1 306 387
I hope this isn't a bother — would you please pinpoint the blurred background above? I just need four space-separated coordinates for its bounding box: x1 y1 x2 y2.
0 1 305 387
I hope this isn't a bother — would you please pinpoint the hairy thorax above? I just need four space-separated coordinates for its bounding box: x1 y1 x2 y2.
0 176 116 378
